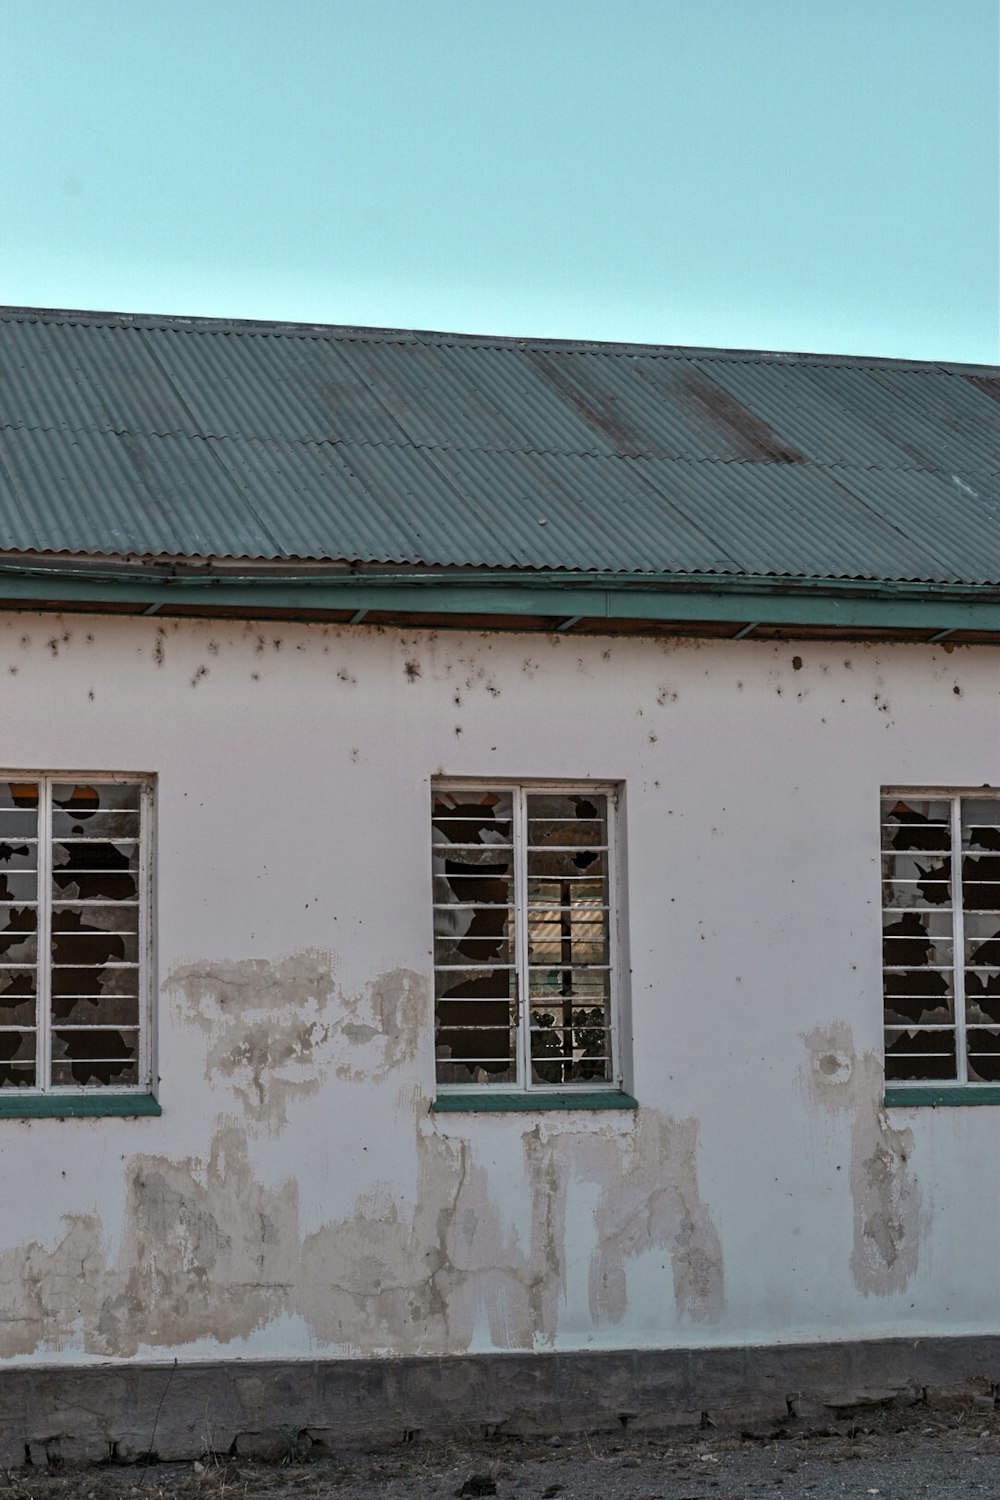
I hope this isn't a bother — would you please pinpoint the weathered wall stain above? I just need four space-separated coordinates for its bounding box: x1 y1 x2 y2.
334 966 427 1083
297 1131 538 1354
0 1104 721 1361
166 953 427 1123
1 947 723 1363
803 1022 920 1296
0 1126 297 1359
525 1113 724 1327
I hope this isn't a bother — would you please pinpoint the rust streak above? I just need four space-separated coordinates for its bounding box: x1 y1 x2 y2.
526 351 654 457
678 371 807 464
965 375 1000 406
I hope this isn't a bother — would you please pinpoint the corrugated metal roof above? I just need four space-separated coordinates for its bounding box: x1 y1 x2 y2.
1 305 999 585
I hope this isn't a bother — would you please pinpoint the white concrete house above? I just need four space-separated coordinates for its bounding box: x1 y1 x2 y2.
0 306 998 1458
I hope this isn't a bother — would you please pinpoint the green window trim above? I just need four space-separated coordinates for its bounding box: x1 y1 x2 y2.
433 1090 638 1113
884 1085 1000 1107
0 1093 161 1118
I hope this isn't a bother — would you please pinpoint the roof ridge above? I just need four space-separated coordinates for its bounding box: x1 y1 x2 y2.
0 304 995 374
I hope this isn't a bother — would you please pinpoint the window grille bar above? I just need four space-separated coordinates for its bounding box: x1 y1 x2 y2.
514 789 530 1088
50 837 139 844
49 1023 141 1032
37 782 51 1090
952 796 968 1083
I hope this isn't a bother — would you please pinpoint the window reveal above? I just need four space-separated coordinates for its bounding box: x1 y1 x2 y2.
881 792 1000 1085
432 784 621 1091
0 778 151 1091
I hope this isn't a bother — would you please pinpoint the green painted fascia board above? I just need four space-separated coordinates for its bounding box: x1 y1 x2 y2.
884 1086 1000 1107
0 570 999 631
0 1093 161 1118
433 1091 639 1112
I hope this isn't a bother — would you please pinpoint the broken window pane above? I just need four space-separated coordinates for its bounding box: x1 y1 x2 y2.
524 793 612 1086
0 1027 36 1088
0 778 151 1093
966 1026 1000 1083
883 791 1000 1088
530 998 612 1086
961 800 1000 847
433 790 517 1083
961 853 1000 912
883 800 951 850
0 969 37 1025
0 784 39 1089
0 783 40 856
50 1027 138 1086
884 1026 957 1081
47 784 147 1088
52 840 139 902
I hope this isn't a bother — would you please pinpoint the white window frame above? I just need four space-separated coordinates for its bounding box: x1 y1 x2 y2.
432 779 625 1095
881 785 1000 1092
0 773 154 1095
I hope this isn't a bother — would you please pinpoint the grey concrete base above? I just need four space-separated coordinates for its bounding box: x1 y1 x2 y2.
2 1338 1000 1466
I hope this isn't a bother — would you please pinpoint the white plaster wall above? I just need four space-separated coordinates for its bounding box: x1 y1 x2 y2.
0 611 997 1364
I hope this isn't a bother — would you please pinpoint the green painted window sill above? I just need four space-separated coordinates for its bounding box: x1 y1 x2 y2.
885 1086 1000 1108
434 1090 638 1113
0 1093 161 1118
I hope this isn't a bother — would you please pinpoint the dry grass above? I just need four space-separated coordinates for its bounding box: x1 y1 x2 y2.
1 1401 999 1500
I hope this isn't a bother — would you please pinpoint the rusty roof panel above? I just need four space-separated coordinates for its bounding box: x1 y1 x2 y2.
0 306 998 583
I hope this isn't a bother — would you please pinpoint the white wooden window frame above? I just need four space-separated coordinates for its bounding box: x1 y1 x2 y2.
0 772 155 1095
433 779 625 1096
881 785 1000 1092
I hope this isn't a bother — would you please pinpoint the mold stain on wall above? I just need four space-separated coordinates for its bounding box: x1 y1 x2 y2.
803 1022 921 1297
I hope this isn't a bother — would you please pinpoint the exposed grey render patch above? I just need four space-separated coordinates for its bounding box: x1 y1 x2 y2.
0 1125 297 1360
167 952 428 1122
0 1080 727 1363
167 951 338 1124
803 1022 921 1297
523 1111 724 1328
334 966 429 1082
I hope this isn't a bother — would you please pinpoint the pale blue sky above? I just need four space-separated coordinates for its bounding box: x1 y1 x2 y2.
2 0 997 361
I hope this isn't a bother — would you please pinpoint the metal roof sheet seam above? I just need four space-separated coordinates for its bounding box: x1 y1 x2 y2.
1 421 998 484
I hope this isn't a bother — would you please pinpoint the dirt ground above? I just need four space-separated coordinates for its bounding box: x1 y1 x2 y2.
5 1401 1000 1500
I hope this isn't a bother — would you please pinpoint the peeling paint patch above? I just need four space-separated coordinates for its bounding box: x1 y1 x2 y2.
166 952 428 1122
517 1111 724 1333
297 1131 534 1354
167 952 336 1123
334 966 428 1082
0 1090 720 1361
803 1023 920 1296
0 1127 297 1359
